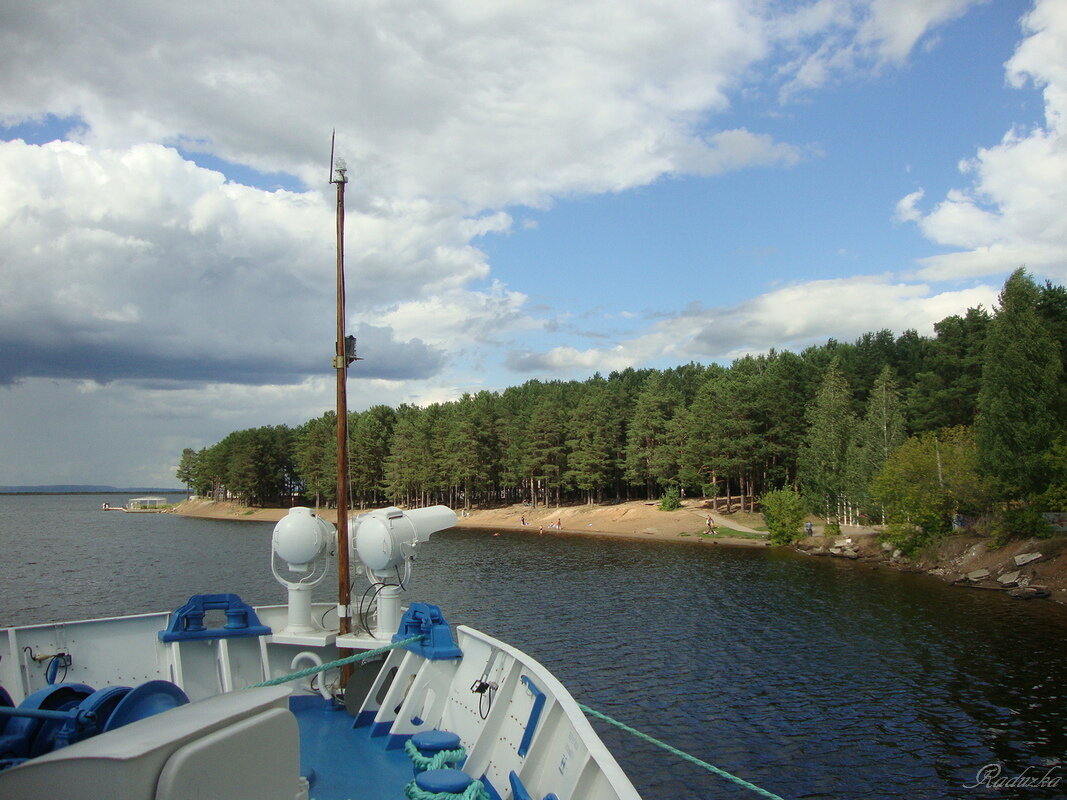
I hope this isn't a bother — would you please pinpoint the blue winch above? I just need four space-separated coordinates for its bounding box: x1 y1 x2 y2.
0 680 189 770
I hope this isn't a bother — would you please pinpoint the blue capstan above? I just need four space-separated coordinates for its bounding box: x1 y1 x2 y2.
393 603 462 660
411 730 462 753
416 768 474 794
158 593 271 642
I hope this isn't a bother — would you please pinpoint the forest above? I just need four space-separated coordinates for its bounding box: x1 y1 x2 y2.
176 269 1067 552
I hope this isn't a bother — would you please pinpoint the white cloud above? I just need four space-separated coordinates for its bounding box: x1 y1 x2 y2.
505 276 999 376
857 0 981 62
900 0 1067 283
773 0 985 98
894 189 925 223
0 0 796 209
0 140 521 385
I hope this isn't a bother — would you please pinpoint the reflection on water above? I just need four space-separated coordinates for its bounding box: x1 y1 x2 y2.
2 496 1066 798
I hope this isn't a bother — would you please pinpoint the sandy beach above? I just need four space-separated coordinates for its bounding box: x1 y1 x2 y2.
173 497 773 547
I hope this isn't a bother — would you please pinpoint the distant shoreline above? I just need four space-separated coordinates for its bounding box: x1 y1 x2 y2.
0 487 185 495
172 497 773 548
169 498 1067 605
0 491 187 496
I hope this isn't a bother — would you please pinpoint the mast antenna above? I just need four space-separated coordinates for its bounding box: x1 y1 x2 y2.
329 129 335 185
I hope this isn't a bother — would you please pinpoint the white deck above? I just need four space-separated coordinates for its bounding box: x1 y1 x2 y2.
0 602 641 800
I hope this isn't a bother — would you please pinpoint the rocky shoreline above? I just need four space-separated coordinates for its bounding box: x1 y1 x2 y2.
794 531 1067 606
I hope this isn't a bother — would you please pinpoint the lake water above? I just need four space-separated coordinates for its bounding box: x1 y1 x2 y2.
2 494 1066 799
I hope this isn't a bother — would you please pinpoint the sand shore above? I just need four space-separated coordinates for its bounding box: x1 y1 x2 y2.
173 497 773 547
170 498 1067 603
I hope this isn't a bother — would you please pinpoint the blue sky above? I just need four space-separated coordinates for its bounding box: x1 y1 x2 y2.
0 0 1064 486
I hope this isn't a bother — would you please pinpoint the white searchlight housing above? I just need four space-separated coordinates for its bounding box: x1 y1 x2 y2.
353 505 457 577
274 506 332 571
271 507 336 643
350 505 457 639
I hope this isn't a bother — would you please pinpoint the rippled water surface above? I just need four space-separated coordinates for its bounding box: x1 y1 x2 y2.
3 495 1066 799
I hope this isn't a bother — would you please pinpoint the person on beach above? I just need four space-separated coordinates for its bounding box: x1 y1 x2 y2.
521 515 526 526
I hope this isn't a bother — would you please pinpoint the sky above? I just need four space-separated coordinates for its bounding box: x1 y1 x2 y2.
1 0 1065 487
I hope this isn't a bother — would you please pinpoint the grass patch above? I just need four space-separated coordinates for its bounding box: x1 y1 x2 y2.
690 527 769 541
711 527 769 540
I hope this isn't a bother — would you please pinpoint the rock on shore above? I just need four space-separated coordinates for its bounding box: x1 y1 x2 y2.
794 532 1067 605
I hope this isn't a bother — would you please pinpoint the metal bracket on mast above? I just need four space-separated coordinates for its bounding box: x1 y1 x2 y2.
333 335 362 369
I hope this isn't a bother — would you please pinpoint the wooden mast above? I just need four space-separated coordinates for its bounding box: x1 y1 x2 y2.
331 135 353 645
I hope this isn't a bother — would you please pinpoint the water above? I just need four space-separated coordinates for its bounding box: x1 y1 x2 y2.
2 495 1066 799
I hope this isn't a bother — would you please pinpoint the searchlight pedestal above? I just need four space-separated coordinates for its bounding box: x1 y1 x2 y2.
339 505 457 644
270 507 338 646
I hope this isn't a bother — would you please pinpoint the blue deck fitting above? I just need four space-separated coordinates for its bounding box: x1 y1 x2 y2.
509 771 533 800
407 730 465 774
158 593 271 642
392 603 462 660
411 730 461 753
416 768 473 794
516 676 545 758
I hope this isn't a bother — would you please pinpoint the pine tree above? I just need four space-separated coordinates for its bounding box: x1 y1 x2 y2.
798 359 856 520
976 269 1062 498
350 405 395 507
624 374 681 499
565 381 620 504
176 447 200 495
294 413 337 507
847 365 906 521
527 391 568 507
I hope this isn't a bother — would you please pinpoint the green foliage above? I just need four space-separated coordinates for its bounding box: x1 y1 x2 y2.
293 412 336 506
175 447 202 494
1033 435 1067 511
798 359 856 518
823 521 841 537
760 489 808 544
976 269 1062 499
989 506 1053 548
658 486 682 511
566 380 623 504
906 308 989 431
871 427 991 552
624 374 682 498
178 273 1067 521
880 522 935 556
198 425 295 506
846 365 906 519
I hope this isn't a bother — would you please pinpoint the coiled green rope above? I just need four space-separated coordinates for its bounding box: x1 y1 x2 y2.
577 703 788 800
403 776 489 800
249 634 422 688
404 738 467 772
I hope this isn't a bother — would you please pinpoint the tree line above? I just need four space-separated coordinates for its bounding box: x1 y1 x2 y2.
177 269 1067 552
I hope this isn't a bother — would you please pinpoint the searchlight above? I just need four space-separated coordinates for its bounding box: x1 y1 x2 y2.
350 505 456 637
271 507 335 641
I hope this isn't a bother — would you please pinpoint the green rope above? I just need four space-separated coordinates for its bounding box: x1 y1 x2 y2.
577 703 788 800
403 776 489 800
404 739 467 772
249 634 422 688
